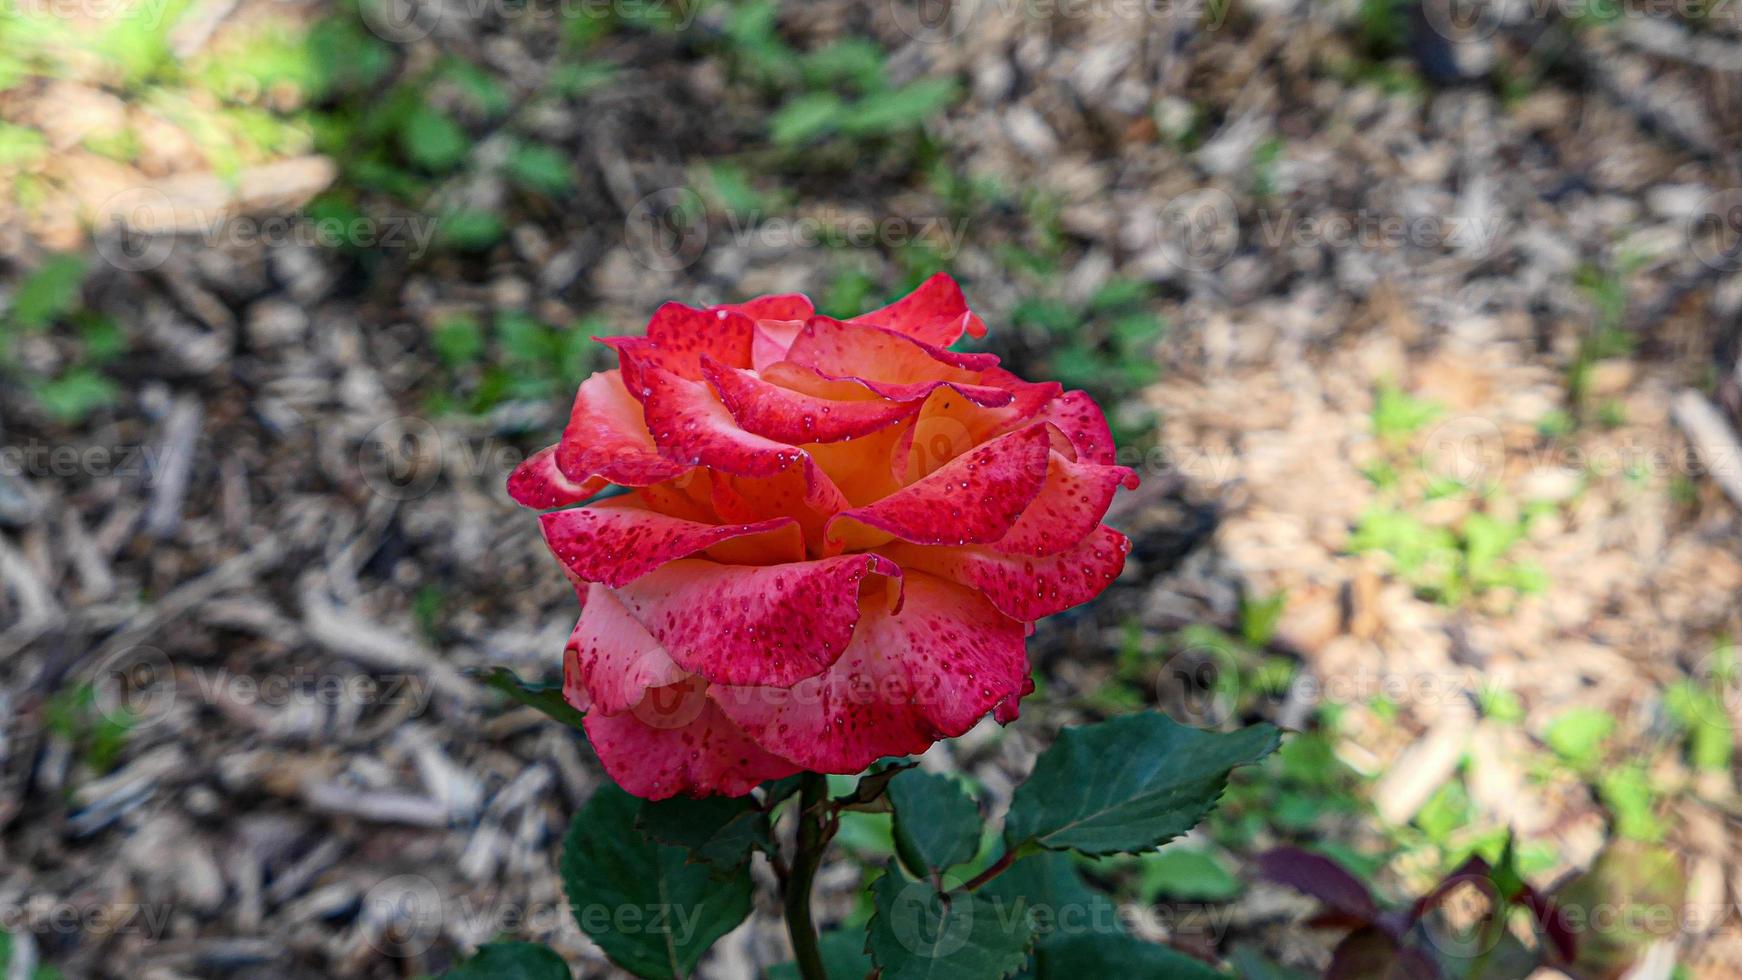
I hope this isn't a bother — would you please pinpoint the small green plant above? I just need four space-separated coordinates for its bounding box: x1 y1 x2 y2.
3 254 126 424
42 683 133 774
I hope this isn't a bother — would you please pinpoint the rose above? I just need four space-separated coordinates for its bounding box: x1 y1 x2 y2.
509 274 1137 799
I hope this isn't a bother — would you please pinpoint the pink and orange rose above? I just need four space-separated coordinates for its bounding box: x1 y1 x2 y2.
510 274 1136 799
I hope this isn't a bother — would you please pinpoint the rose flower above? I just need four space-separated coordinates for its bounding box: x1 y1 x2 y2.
509 274 1137 799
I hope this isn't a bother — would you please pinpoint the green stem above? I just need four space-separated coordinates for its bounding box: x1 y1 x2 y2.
785 772 831 980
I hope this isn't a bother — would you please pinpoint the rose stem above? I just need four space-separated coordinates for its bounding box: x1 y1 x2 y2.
784 771 833 980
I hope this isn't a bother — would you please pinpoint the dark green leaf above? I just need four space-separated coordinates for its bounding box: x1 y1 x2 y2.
840 78 959 136
887 769 981 878
833 761 917 812
770 92 845 145
1228 944 1315 980
10 253 86 331
1031 932 1226 979
34 370 118 423
441 942 572 979
867 869 1035 980
1003 713 1280 855
636 795 771 866
506 142 573 196
765 930 872 980
401 105 469 172
562 784 753 979
979 852 1122 951
432 315 485 367
475 667 586 730
439 210 505 251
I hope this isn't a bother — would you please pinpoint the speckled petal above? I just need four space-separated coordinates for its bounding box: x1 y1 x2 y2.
825 424 1052 552
565 584 688 714
847 272 987 347
584 678 801 800
991 452 1139 556
612 554 902 687
507 444 606 509
711 572 1026 773
1028 390 1118 465
702 356 920 444
884 525 1132 622
539 504 798 588
552 370 690 487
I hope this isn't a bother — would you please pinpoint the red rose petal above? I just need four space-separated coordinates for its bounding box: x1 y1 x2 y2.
727 293 814 322
553 370 691 487
585 678 801 800
612 554 902 687
786 315 1000 386
711 572 1027 773
539 504 799 588
507 444 606 509
825 424 1052 552
885 525 1132 622
565 584 688 714
645 302 756 372
702 356 920 444
991 452 1139 556
848 272 987 347
1029 389 1118 464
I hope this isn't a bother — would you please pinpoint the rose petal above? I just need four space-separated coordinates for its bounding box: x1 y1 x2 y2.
539 504 799 588
645 302 756 372
711 572 1027 773
848 272 987 347
825 424 1052 552
785 316 1000 388
991 452 1139 556
553 370 691 487
585 678 801 799
884 525 1132 621
566 584 688 714
613 554 902 687
702 356 920 444
1028 390 1118 464
508 445 606 509
727 294 814 321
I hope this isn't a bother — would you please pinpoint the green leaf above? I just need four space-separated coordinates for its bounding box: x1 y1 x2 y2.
887 769 982 878
34 370 118 423
770 92 845 145
1138 848 1242 902
1031 933 1226 979
636 795 771 866
439 210 505 251
840 78 959 136
1544 708 1614 767
0 122 47 169
979 851 1121 950
507 142 573 196
441 942 572 979
401 105 470 172
866 869 1035 980
475 667 586 730
432 315 485 367
766 930 872 980
10 253 86 331
562 784 752 979
1002 713 1280 855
